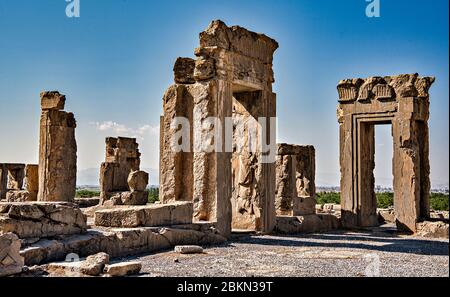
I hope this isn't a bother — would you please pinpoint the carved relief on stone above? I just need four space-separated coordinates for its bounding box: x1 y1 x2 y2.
337 78 363 102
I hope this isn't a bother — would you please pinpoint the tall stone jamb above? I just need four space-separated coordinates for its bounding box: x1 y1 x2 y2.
336 74 434 232
275 144 316 216
38 91 77 202
160 20 278 237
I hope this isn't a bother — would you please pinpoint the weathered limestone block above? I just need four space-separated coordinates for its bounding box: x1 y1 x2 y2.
47 252 109 277
105 261 142 277
416 221 449 239
40 91 66 110
20 224 226 266
100 137 141 203
174 57 195 84
75 197 100 208
38 93 77 202
174 245 203 254
194 57 216 81
110 191 148 206
275 214 341 234
24 165 38 192
127 170 149 192
159 84 194 204
6 190 36 202
0 232 24 277
275 144 316 216
94 202 193 228
0 202 87 238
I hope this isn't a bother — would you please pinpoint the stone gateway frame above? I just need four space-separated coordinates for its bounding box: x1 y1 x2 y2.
336 74 435 232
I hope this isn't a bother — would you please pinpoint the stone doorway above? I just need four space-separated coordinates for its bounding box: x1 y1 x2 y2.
231 89 264 231
337 74 435 232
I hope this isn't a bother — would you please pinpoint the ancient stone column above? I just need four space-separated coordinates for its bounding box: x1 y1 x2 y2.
38 91 77 202
275 144 316 216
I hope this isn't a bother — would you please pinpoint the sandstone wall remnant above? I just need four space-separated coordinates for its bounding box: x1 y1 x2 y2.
99 137 149 205
275 144 316 216
160 20 278 237
336 74 435 232
0 164 38 202
38 91 77 202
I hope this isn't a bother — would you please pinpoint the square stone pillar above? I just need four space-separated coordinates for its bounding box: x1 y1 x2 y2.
275 144 316 216
38 91 77 202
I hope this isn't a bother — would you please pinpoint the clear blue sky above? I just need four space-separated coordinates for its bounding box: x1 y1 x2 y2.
0 0 448 187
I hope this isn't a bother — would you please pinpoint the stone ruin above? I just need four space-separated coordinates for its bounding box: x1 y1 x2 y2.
160 20 278 236
99 137 149 205
275 144 316 216
0 164 38 202
337 74 435 233
0 21 447 278
38 91 77 202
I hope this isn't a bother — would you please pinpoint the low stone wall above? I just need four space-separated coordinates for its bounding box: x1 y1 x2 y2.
21 223 226 266
274 214 341 234
0 202 87 239
94 202 193 228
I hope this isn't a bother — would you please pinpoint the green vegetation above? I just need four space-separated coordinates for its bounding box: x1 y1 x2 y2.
316 192 340 205
75 189 100 198
316 191 448 211
148 187 160 203
376 192 394 209
430 193 449 211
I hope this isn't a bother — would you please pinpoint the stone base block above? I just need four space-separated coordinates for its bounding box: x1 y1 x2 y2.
74 197 101 208
275 214 341 234
110 191 148 206
94 202 193 228
0 232 24 277
6 190 37 202
416 220 449 239
377 208 396 224
20 223 226 266
0 202 87 239
293 197 316 216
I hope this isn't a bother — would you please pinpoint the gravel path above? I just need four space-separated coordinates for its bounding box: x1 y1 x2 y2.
120 225 449 277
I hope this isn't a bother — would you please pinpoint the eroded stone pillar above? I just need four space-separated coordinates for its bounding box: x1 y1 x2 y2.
275 144 316 216
38 91 77 202
99 137 141 202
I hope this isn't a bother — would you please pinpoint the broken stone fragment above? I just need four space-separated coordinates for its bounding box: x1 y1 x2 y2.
194 57 216 81
174 245 204 254
104 261 142 277
127 170 149 192
40 91 66 110
6 190 37 202
79 252 110 276
0 232 24 277
174 57 195 84
47 252 110 277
